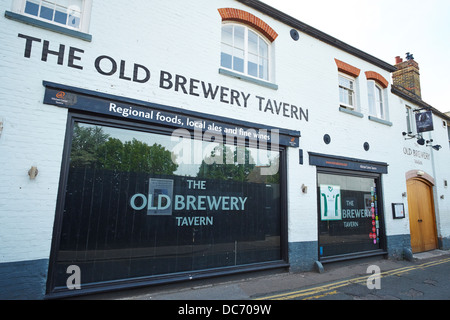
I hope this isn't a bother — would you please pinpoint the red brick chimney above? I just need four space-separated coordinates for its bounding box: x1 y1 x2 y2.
392 53 422 98
395 56 403 64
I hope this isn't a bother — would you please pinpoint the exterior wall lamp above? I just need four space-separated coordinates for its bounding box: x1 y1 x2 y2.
28 166 38 180
426 139 442 151
402 132 442 151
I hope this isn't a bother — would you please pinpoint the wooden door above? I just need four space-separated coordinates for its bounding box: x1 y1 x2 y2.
406 178 438 253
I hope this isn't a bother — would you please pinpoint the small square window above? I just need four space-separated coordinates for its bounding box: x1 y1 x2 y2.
55 8 68 25
24 1 39 16
39 3 54 21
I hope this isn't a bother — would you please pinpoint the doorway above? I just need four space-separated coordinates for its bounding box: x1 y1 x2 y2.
406 178 438 253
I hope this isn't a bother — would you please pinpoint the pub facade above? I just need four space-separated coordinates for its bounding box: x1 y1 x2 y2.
0 0 449 299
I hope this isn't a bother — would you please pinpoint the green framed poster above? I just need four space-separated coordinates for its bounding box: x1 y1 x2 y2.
320 185 342 221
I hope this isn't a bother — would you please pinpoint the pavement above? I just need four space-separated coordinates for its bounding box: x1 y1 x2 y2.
81 249 450 300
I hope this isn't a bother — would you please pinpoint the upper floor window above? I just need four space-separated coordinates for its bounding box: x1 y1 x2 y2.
368 80 386 120
221 24 270 81
405 106 417 135
20 0 88 31
447 121 450 147
334 59 361 113
6 0 92 40
365 71 389 121
338 73 357 109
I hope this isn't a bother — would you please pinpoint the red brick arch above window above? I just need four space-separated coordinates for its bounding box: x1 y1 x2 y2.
335 59 361 78
365 71 389 89
218 8 278 42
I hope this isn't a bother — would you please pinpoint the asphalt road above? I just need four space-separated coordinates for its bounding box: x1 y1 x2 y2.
257 256 450 300
81 250 450 302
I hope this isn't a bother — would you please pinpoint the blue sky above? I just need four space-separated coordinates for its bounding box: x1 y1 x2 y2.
260 0 450 113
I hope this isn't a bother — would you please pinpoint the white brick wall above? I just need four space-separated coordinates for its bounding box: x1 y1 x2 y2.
0 62 68 262
0 0 68 263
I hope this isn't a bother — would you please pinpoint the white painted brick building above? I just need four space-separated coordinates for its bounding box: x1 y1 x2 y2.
0 0 449 299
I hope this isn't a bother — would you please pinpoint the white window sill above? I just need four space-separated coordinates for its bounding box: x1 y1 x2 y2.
339 106 363 118
368 115 392 126
5 11 92 42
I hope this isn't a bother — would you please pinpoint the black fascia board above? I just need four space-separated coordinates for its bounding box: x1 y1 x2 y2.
237 0 397 73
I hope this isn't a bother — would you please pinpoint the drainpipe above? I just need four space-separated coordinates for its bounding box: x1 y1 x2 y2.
428 130 441 246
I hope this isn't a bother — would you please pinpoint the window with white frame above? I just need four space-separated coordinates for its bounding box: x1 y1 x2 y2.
368 80 386 119
221 23 270 81
338 73 357 109
447 122 450 147
18 0 90 31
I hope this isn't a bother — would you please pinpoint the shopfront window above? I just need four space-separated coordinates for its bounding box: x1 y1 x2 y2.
318 171 383 259
50 119 283 291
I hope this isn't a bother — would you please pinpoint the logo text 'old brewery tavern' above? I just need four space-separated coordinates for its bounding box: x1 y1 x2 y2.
130 179 248 227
